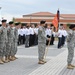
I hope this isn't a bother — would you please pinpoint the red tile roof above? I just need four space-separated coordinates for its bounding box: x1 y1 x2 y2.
23 12 75 18
61 14 75 18
23 12 54 17
15 12 75 24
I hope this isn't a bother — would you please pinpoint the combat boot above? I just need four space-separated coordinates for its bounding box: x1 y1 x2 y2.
67 65 74 69
70 64 75 67
1 57 5 62
0 59 4 64
2 57 8 63
5 56 10 62
42 59 47 63
38 61 45 64
10 56 15 61
8 56 11 60
13 56 18 59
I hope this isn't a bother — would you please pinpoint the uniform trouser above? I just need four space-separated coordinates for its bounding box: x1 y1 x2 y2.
20 36 23 44
46 35 50 45
38 43 46 61
23 35 25 44
58 37 62 48
50 35 55 45
0 42 6 58
29 34 34 46
67 43 74 65
13 42 17 55
6 42 14 56
18 35 21 45
34 35 38 45
7 41 15 56
61 36 66 46
25 35 30 47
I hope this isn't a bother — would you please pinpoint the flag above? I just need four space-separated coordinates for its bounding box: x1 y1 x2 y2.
52 14 58 28
52 9 60 30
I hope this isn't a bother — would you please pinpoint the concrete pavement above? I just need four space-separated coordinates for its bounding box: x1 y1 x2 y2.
0 41 67 75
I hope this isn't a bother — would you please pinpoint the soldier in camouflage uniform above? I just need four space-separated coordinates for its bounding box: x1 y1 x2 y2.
11 22 20 60
0 19 7 64
38 20 50 64
6 21 14 62
67 24 75 69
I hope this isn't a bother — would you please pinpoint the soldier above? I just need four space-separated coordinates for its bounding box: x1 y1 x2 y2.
45 25 51 45
34 24 39 45
6 21 14 62
22 26 26 44
61 27 68 46
57 26 63 49
0 19 7 64
38 20 50 64
67 24 75 69
25 24 30 48
29 24 35 46
12 22 20 60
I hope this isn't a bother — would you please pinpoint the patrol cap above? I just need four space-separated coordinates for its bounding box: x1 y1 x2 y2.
18 22 21 25
40 20 46 24
69 24 75 29
1 19 7 23
9 21 14 25
15 22 19 26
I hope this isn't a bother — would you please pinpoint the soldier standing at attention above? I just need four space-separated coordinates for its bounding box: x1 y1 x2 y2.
25 24 30 48
67 24 75 69
0 19 7 64
38 20 50 64
13 22 20 60
6 21 14 62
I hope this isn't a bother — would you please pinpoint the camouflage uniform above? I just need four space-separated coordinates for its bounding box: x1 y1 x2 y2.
6 26 14 56
13 27 18 55
38 26 47 61
67 29 75 65
0 26 7 58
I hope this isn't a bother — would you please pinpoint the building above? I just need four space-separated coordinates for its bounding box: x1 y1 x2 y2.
14 12 75 28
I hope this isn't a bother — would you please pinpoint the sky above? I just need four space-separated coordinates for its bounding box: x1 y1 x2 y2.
0 0 75 22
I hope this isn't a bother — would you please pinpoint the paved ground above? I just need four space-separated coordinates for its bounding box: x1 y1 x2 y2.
0 41 67 75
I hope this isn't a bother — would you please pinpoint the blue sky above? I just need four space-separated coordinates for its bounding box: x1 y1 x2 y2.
0 0 75 21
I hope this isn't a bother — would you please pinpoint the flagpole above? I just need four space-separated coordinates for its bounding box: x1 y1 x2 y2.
57 9 60 28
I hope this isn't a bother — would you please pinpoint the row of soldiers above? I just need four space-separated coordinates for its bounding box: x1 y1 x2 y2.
44 24 68 48
57 26 68 48
17 24 56 47
0 19 20 64
18 24 39 47
17 23 68 49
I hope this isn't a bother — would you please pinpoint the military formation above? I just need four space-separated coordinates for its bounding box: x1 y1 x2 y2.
0 19 75 70
0 19 19 64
